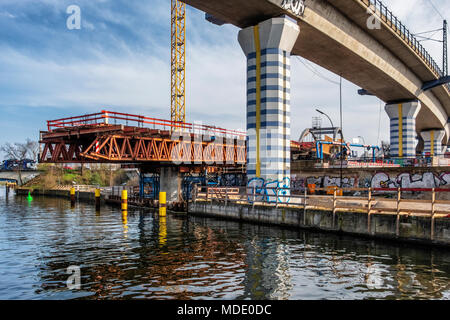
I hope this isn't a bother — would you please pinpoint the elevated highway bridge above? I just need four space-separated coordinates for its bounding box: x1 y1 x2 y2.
183 0 450 185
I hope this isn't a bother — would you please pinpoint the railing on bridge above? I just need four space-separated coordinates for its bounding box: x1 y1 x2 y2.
194 185 450 239
361 0 448 90
46 110 246 139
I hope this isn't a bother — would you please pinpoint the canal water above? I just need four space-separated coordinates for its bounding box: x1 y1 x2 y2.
1 186 450 300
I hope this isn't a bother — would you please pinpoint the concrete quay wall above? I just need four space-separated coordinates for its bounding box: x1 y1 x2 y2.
189 201 450 247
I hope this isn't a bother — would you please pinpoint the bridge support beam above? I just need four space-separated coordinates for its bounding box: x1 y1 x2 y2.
238 17 300 185
420 129 445 157
385 101 421 158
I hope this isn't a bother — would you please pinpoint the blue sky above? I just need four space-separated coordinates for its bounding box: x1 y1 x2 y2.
0 0 448 159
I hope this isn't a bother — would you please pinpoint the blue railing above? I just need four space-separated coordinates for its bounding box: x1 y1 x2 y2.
361 0 449 91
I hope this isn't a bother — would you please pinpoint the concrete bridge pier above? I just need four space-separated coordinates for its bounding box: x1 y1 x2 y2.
159 167 182 204
420 129 446 157
238 16 300 185
385 101 421 158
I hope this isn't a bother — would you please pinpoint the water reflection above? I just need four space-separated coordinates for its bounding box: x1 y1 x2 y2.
1 186 450 300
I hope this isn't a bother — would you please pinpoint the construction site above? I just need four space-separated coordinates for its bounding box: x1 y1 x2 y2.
3 0 450 302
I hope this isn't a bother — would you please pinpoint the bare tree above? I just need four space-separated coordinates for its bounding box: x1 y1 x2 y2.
1 139 38 185
25 138 39 162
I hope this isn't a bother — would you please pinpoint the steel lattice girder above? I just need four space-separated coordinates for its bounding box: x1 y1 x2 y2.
40 135 246 165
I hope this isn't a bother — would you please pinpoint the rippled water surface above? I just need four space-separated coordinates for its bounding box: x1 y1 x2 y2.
1 186 450 300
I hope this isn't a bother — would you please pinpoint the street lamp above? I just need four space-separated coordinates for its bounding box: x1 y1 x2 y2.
315 109 334 128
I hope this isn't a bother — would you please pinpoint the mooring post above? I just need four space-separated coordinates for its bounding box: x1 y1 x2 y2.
367 188 372 234
121 189 127 212
303 188 307 226
396 187 401 237
431 188 436 241
70 187 76 207
95 188 101 210
332 188 337 228
276 187 279 208
225 188 228 207
252 186 256 208
159 191 166 217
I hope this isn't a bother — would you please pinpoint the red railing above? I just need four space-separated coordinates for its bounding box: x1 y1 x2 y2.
47 110 246 138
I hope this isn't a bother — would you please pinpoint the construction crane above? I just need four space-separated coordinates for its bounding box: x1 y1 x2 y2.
170 0 186 126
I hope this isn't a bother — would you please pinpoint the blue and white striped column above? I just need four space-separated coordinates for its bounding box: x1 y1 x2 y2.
385 101 421 158
238 17 300 185
420 129 445 157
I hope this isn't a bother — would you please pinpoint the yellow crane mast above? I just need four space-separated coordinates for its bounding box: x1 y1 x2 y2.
170 0 186 126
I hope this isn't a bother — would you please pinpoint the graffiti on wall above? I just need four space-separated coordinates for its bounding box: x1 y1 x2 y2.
247 177 291 203
290 175 359 192
371 172 450 189
289 171 450 191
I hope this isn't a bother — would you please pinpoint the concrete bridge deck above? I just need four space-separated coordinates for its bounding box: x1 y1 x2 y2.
183 0 450 144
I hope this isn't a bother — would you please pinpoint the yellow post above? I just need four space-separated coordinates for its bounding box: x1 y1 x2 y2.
121 189 128 211
70 187 76 206
159 192 167 217
122 210 128 237
95 188 101 208
159 216 167 246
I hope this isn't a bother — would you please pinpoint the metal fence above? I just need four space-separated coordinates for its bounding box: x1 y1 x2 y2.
194 185 450 240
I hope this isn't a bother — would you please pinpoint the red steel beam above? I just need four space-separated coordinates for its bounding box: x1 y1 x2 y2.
40 134 246 165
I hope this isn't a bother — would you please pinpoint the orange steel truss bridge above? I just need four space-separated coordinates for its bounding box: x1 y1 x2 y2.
39 111 247 166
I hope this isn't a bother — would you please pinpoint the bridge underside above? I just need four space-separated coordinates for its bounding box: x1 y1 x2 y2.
183 0 450 144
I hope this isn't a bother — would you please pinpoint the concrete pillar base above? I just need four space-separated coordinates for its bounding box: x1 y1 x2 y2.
160 167 182 204
385 101 421 158
420 129 445 157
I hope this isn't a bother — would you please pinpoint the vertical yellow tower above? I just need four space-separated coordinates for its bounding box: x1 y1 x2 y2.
171 0 186 126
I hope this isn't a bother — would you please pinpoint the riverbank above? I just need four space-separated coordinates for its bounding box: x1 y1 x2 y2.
14 187 162 210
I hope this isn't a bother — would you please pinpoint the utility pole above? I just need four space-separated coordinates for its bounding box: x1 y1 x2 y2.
339 76 343 189
444 20 448 76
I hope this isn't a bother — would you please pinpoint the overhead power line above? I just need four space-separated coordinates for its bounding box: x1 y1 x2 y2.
296 57 340 86
426 0 445 22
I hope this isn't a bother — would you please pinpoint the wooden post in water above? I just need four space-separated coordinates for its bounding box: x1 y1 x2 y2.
225 188 228 207
159 191 166 217
396 187 401 237
332 188 337 228
252 186 256 208
303 188 307 226
276 187 279 208
367 188 372 234
431 188 436 241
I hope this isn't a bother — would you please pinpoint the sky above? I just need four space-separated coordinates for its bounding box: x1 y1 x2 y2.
0 0 449 159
